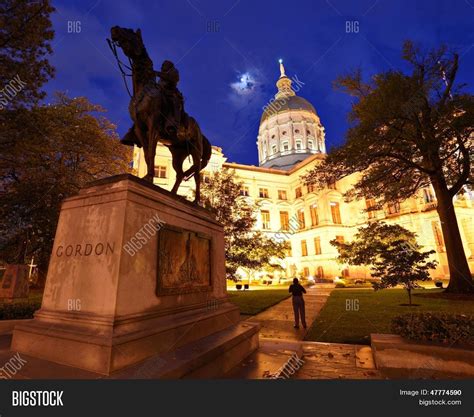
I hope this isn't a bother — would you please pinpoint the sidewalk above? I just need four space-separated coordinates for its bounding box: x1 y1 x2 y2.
235 283 383 379
245 284 334 341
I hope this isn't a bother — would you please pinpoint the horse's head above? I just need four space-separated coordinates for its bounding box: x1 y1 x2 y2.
110 26 144 59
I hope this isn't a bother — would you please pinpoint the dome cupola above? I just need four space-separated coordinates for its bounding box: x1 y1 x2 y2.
257 60 326 170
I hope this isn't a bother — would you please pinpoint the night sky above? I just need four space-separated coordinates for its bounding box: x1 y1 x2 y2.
45 0 474 166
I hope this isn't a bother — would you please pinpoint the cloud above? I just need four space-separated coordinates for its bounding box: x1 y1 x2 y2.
230 72 258 96
228 69 266 109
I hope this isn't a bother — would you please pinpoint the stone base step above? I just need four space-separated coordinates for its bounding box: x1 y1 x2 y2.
111 322 260 379
0 322 259 379
223 338 303 379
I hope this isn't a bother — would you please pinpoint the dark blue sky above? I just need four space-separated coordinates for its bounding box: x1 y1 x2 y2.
45 0 474 165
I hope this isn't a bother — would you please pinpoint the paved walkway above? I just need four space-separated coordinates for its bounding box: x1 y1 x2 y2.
237 284 383 379
245 284 334 341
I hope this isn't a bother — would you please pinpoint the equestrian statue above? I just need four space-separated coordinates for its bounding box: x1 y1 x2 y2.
108 26 211 203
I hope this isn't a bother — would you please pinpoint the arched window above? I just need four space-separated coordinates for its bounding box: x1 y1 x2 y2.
316 266 324 279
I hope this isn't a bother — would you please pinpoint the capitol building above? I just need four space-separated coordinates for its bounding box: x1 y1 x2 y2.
133 62 474 281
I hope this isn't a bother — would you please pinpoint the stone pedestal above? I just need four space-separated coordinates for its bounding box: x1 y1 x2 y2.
0 265 29 299
11 175 258 376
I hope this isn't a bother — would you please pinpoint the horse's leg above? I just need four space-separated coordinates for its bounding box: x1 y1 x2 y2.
171 149 186 194
191 149 202 203
144 120 158 182
133 123 150 177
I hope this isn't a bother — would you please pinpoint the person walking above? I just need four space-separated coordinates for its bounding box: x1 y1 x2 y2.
289 278 307 329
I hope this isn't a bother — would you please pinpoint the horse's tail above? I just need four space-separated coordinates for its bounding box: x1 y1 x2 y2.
200 135 212 170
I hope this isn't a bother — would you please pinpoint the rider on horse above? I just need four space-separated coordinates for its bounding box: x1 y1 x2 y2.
156 60 185 138
121 60 185 146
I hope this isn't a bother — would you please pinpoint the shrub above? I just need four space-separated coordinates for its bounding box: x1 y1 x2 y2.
0 301 41 320
391 312 473 345
335 282 346 288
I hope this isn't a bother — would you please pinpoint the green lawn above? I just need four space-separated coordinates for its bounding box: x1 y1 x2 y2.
305 288 474 345
228 289 291 315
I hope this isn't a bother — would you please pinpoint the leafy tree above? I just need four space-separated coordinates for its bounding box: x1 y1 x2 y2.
199 168 289 279
305 41 474 293
0 94 132 285
0 0 55 109
332 222 438 305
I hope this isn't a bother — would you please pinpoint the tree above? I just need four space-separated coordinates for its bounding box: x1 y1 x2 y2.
305 41 474 293
0 94 132 284
332 222 438 305
199 168 289 279
0 0 55 109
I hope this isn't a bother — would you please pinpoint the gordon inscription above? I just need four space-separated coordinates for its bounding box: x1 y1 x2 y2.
55 242 115 257
156 225 211 295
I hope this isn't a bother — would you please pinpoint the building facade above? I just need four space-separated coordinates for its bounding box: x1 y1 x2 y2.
133 62 474 281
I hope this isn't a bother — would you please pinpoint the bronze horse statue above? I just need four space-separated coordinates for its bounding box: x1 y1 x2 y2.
109 26 211 202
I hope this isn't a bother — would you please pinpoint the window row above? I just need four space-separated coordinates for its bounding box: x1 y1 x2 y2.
300 266 349 279
266 139 319 156
300 236 344 256
260 203 342 231
365 188 437 218
243 182 337 199
267 128 314 139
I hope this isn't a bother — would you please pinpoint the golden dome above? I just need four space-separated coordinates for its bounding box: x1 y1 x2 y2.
261 95 318 123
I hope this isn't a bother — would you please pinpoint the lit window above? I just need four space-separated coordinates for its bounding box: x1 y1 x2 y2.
154 165 167 178
366 198 376 219
240 186 250 196
280 211 289 231
335 235 345 244
303 267 310 277
423 188 435 203
278 190 287 200
310 204 319 226
330 202 342 224
316 266 324 278
387 202 400 215
301 240 308 257
431 221 445 252
259 188 269 198
295 187 302 198
314 237 321 255
261 210 271 230
297 208 305 229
